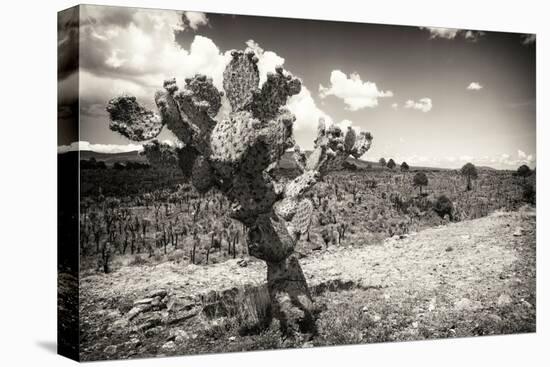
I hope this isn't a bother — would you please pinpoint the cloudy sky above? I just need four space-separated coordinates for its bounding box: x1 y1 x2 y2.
58 5 536 169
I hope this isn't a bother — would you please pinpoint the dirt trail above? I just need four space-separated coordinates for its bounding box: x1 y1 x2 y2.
79 207 535 360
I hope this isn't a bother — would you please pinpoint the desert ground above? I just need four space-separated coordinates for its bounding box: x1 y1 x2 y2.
71 155 536 360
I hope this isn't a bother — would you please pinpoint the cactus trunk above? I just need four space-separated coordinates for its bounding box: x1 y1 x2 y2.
267 255 315 336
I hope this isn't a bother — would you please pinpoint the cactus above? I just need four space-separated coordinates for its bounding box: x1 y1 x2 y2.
106 47 373 336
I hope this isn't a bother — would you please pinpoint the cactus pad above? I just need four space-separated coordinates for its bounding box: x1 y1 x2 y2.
223 49 260 112
106 96 164 141
250 66 302 121
191 156 214 193
291 198 314 235
184 74 223 117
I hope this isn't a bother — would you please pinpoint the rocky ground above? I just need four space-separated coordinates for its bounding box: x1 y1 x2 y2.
79 206 536 361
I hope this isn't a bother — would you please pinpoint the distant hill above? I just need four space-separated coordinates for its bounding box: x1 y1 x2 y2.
68 149 503 172
79 150 146 165
276 151 455 172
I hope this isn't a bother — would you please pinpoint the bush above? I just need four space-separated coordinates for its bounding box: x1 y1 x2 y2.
522 184 536 205
517 165 532 182
342 161 357 171
433 195 453 219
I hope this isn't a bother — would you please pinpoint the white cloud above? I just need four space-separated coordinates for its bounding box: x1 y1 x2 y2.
319 70 393 111
459 155 474 161
76 7 363 153
58 141 144 154
288 86 332 131
391 103 398 109
183 11 209 30
246 40 285 85
422 27 459 39
79 6 231 100
467 82 483 90
518 150 527 159
421 27 484 41
521 34 536 45
404 97 432 112
464 30 485 42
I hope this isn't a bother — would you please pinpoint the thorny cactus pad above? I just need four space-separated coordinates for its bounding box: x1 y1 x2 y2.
106 47 373 336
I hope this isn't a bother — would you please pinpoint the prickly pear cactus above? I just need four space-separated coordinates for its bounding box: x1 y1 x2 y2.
292 198 314 236
106 46 373 337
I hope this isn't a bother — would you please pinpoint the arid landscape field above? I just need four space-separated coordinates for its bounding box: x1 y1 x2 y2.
70 152 536 360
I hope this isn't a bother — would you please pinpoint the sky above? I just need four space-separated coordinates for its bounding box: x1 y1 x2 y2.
58 4 536 169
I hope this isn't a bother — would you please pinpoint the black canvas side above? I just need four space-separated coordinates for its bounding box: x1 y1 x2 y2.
57 5 80 362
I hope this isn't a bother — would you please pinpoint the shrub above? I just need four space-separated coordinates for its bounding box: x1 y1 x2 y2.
386 159 396 170
400 162 409 172
522 184 536 205
517 165 532 182
433 195 453 219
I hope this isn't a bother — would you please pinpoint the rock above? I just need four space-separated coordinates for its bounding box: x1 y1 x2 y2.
228 336 236 341
371 314 381 322
521 300 533 309
161 341 176 352
127 338 141 348
127 306 144 320
111 318 129 329
428 298 436 311
302 341 314 348
513 227 523 236
148 289 168 298
361 306 368 313
445 246 453 252
454 298 482 311
107 310 121 318
399 234 408 239
133 298 155 305
169 329 190 343
237 258 248 267
166 298 176 311
487 314 502 324
461 235 470 240
144 326 163 338
151 297 161 307
497 294 513 306
412 321 419 328
137 315 163 331
103 345 117 355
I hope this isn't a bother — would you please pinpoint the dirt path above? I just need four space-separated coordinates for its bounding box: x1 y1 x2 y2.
79 207 535 360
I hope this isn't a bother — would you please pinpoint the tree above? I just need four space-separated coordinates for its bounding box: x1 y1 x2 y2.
379 157 387 167
413 172 428 195
106 50 373 337
517 164 532 183
460 163 478 191
400 161 410 172
387 158 396 170
141 139 179 169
